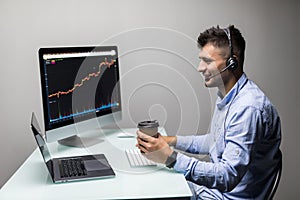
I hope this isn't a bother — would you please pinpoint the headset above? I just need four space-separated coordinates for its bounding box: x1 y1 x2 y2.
223 27 238 71
208 27 238 79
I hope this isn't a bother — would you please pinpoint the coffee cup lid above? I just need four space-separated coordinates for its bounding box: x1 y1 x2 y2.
137 120 159 128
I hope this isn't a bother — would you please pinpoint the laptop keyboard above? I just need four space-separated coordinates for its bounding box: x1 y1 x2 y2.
60 158 87 178
125 149 157 167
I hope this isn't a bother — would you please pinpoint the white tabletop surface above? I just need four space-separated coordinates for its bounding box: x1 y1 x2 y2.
0 127 191 199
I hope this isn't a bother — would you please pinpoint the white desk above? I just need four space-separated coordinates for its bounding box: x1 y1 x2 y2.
0 128 191 199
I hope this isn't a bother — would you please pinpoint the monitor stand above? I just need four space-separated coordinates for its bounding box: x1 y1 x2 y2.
58 135 104 148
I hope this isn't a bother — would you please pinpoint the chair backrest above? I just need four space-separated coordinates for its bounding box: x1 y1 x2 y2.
267 159 282 200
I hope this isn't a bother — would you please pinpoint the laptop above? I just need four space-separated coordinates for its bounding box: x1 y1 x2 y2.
30 112 115 183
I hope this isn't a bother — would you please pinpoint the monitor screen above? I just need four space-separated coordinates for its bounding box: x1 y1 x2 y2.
38 46 122 145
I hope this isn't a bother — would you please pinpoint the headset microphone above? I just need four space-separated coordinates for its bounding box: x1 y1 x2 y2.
208 64 231 79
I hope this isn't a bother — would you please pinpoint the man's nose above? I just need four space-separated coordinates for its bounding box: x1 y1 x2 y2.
197 61 205 72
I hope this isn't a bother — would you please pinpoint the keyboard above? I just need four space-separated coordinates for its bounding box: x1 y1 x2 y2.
125 149 157 167
59 158 87 178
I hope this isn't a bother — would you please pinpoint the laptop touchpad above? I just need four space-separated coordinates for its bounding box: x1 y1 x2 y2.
84 159 110 171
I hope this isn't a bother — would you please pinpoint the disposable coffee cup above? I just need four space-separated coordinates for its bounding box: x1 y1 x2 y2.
137 120 159 138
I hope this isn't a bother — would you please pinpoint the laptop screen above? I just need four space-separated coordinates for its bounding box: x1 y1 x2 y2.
31 113 51 164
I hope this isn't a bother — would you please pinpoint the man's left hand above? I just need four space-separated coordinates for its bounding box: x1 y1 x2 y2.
136 130 173 164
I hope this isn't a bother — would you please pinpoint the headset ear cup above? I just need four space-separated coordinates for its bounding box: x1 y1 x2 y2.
226 57 238 70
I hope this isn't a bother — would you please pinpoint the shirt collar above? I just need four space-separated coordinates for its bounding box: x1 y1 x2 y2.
216 73 248 109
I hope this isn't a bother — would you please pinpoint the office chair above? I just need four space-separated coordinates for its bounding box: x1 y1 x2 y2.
266 158 282 200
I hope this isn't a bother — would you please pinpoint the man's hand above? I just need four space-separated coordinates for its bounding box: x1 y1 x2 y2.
136 130 173 164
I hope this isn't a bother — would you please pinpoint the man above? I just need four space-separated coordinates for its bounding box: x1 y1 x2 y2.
136 25 282 199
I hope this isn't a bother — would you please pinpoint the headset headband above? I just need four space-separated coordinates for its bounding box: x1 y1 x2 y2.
223 27 233 57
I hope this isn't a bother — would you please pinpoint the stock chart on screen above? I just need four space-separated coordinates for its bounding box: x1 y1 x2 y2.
41 47 121 128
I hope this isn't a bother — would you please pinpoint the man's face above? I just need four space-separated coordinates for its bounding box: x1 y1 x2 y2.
197 43 228 88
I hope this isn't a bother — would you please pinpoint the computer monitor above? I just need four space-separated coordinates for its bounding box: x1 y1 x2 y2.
38 46 122 147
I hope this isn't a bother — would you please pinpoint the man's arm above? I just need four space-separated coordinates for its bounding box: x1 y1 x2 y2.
161 136 177 146
174 107 261 192
136 131 211 164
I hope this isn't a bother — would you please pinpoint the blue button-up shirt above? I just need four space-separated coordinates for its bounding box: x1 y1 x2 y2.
174 73 282 199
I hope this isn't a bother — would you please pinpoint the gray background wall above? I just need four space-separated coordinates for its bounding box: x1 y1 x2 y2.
0 0 299 199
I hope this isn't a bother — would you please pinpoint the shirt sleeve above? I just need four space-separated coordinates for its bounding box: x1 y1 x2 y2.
175 134 212 154
173 106 261 192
